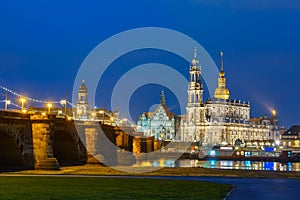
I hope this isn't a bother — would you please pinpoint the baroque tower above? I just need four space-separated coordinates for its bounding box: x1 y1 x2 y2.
187 48 203 107
185 47 205 140
77 80 89 119
214 51 230 100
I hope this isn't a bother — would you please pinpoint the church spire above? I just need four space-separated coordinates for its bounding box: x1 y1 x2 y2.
220 51 224 72
214 51 230 100
160 89 166 106
191 47 199 68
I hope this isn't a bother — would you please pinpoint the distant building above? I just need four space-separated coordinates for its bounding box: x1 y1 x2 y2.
250 112 281 142
76 80 89 119
280 125 300 148
180 49 281 146
136 90 175 140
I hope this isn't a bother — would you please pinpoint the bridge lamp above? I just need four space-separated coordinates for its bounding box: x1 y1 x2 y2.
99 110 104 124
60 100 66 105
46 102 53 114
5 100 11 111
19 97 26 112
110 116 114 125
91 112 96 120
60 99 67 116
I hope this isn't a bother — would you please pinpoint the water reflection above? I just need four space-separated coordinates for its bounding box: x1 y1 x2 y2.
135 159 300 171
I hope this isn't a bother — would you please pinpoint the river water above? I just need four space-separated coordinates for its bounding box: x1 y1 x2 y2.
135 159 300 171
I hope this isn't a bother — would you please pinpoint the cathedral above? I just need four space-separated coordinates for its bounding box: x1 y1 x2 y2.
180 49 279 146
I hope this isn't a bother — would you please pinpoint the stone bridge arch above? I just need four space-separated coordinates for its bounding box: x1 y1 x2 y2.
0 113 34 170
52 120 87 166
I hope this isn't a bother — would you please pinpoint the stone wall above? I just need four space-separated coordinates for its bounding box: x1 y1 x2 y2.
31 115 59 170
0 114 33 169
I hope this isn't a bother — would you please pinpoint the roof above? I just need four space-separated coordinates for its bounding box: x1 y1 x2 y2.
283 125 300 136
138 104 174 121
78 80 88 93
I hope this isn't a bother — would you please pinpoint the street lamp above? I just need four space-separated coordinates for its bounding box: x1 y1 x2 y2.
110 116 114 125
91 112 96 120
99 110 104 124
123 118 128 127
19 97 26 112
5 100 11 111
60 99 67 116
46 102 53 114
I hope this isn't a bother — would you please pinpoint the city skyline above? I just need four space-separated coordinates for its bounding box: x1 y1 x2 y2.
0 1 299 127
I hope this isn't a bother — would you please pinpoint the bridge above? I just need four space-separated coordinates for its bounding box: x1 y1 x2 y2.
0 110 141 170
0 85 166 170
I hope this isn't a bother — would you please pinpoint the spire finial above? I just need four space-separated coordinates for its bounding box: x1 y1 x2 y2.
220 51 224 72
194 47 197 59
82 80 85 83
160 88 166 105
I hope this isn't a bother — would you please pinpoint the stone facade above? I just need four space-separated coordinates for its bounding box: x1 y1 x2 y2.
180 49 278 146
136 90 175 140
76 80 89 119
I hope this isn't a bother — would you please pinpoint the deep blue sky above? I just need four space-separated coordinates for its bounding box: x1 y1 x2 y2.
0 0 299 127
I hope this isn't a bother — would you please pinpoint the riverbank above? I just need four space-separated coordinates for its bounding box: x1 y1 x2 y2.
3 164 300 178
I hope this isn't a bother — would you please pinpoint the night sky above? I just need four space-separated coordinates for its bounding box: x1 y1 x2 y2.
0 0 299 127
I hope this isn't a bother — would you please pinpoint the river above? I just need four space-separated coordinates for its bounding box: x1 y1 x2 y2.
135 159 300 171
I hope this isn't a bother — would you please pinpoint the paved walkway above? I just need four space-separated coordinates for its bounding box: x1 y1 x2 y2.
164 176 300 200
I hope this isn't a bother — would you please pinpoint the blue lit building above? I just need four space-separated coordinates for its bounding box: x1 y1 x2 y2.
136 90 175 140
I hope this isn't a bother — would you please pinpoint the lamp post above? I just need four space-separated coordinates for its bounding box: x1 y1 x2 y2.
4 92 10 111
123 118 128 127
5 100 11 111
60 99 67 116
99 110 104 124
46 102 52 114
19 97 26 112
110 116 114 125
91 112 96 120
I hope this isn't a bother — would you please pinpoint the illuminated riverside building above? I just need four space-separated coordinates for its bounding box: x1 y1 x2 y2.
76 80 89 119
136 90 175 140
280 125 300 148
180 49 279 146
75 80 119 124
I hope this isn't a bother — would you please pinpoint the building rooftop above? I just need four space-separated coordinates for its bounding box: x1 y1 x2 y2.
283 125 300 136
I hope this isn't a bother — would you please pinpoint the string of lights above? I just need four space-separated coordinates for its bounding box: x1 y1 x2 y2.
10 102 22 109
0 85 76 108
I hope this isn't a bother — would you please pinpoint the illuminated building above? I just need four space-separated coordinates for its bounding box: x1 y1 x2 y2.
280 125 300 148
180 49 280 146
76 80 89 119
136 90 175 140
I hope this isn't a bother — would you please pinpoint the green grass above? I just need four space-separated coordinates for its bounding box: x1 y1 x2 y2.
0 176 231 200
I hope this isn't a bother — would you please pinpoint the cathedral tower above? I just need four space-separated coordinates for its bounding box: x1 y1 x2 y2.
187 48 203 107
214 51 230 100
160 89 166 106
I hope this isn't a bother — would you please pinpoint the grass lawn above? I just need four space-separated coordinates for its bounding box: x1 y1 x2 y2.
0 176 231 200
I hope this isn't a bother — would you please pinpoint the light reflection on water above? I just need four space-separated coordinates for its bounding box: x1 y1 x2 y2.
135 159 300 171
